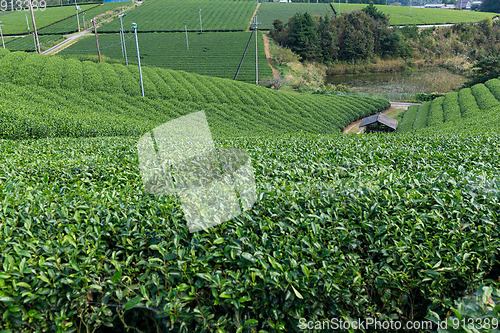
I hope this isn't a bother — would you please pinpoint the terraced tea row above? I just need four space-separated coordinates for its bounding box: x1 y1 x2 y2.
0 80 389 140
0 49 388 138
398 78 500 132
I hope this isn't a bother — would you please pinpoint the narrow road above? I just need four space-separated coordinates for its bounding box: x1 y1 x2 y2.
390 102 421 107
42 30 92 55
42 2 140 55
247 3 261 31
262 33 280 81
391 23 455 29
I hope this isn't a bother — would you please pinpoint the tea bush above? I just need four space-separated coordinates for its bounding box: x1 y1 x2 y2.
1 124 500 331
485 78 500 101
427 96 445 127
458 88 481 119
442 92 461 123
471 83 500 111
397 104 418 132
413 101 431 130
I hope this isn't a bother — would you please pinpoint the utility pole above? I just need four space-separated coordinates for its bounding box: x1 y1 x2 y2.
185 22 189 50
199 9 202 33
119 13 128 65
254 15 260 85
82 12 85 30
132 23 144 97
92 19 101 62
75 0 81 32
0 23 4 49
25 14 30 35
29 0 41 54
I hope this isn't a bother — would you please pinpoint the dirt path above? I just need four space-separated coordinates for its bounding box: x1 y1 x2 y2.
246 3 261 31
262 34 280 81
343 106 405 134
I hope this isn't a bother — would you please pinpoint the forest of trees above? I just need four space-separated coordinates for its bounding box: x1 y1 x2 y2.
270 3 500 64
270 3 410 62
481 0 500 13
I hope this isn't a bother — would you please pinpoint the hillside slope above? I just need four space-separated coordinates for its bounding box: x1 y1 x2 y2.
0 49 389 139
398 78 500 132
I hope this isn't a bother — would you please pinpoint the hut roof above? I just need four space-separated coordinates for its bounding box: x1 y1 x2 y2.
359 113 398 130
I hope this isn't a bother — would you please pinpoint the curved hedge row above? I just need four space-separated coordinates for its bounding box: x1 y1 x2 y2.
413 101 431 131
397 104 418 132
485 78 500 101
0 50 389 139
442 91 460 123
427 96 445 128
470 83 500 111
399 77 500 132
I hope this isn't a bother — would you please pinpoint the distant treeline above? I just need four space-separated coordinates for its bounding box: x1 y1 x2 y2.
270 3 500 63
270 3 409 62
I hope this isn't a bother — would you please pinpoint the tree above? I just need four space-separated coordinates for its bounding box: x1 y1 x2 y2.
481 0 500 13
316 15 338 61
362 2 389 25
464 56 500 87
273 19 284 33
336 11 376 61
288 12 320 61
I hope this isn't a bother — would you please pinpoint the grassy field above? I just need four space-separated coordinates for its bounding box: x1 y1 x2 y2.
0 4 97 35
258 2 334 29
258 2 497 29
97 0 258 33
37 2 133 35
62 32 273 84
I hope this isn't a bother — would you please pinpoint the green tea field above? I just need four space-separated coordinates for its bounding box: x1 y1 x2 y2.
63 32 273 84
258 2 497 29
258 2 334 29
333 3 498 25
1 50 500 329
1 2 500 329
98 0 258 33
3 34 64 51
0 48 388 138
37 1 133 35
0 3 97 35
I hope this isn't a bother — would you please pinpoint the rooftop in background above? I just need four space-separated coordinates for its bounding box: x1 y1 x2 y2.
456 0 471 9
359 113 398 132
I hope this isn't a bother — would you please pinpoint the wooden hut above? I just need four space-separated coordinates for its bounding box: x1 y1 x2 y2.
359 113 398 133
